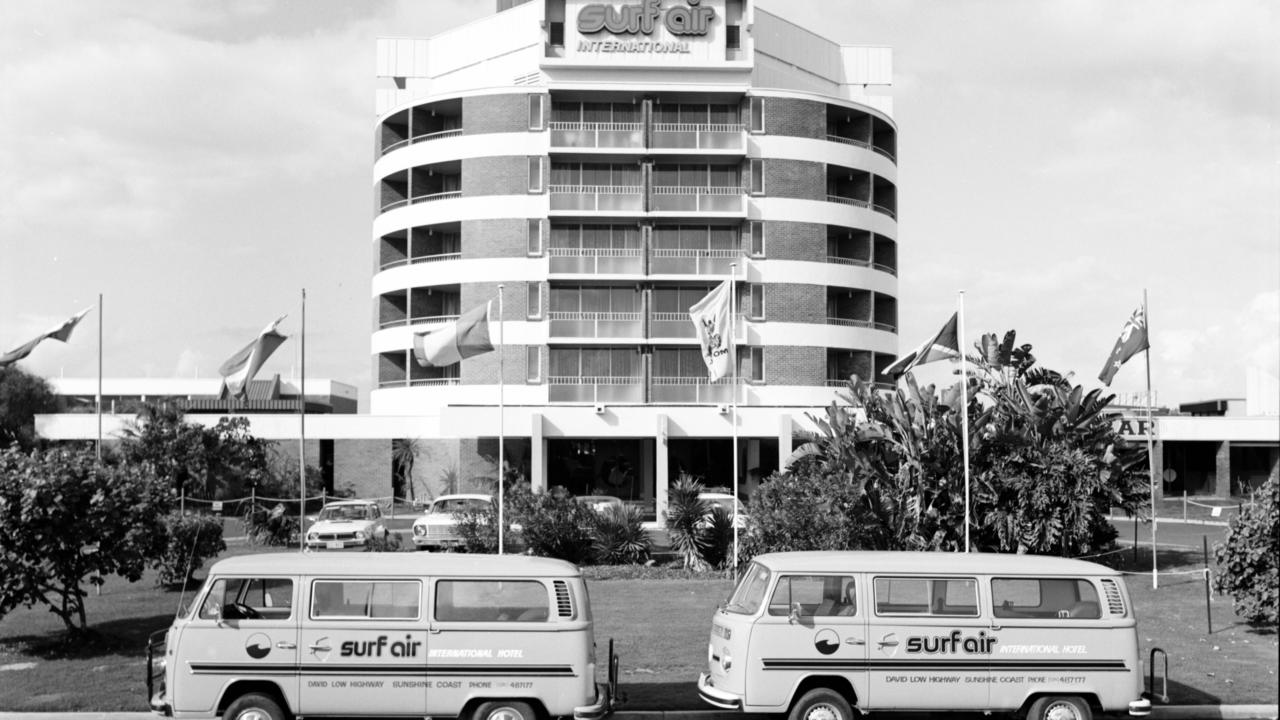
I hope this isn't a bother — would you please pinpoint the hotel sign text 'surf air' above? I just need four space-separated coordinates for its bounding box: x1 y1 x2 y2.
572 0 719 57
578 0 715 36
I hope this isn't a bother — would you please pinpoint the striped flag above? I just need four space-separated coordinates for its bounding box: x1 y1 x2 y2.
219 316 288 399
883 312 960 378
0 307 94 368
414 302 494 367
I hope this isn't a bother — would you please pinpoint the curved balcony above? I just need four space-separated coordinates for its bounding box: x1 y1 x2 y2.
380 190 463 214
380 128 464 157
379 252 462 271
826 255 897 276
826 317 896 333
379 313 460 331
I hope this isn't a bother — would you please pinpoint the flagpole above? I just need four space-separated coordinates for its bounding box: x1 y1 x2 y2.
730 263 739 578
497 286 505 556
97 293 103 463
299 288 307 552
959 291 971 552
1143 289 1157 588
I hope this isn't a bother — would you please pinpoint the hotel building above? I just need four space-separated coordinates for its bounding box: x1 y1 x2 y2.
368 0 899 512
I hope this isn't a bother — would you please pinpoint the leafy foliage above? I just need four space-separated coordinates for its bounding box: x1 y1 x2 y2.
741 466 880 558
509 485 599 564
242 503 298 547
0 366 57 452
665 474 711 570
1214 476 1279 626
0 445 172 634
593 504 652 565
154 512 225 587
120 405 272 500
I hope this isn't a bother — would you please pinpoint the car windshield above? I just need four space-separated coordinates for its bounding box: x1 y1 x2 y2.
724 562 770 614
319 505 369 521
431 498 489 514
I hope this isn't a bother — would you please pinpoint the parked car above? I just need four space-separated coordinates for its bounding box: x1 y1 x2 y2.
699 492 749 529
411 494 494 551
576 495 625 515
304 500 388 551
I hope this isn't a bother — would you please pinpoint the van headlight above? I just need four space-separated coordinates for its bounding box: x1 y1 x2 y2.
720 648 732 671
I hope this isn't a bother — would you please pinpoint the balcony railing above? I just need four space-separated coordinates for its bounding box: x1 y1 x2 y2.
379 252 462 270
550 122 644 149
873 204 897 220
826 317 896 332
651 248 740 275
548 375 644 403
826 194 870 209
379 376 461 388
825 256 898 276
650 311 696 338
379 313 459 330
650 185 745 213
650 123 746 151
650 376 737 404
872 145 896 162
825 134 871 149
380 190 463 213
380 128 464 156
548 311 643 339
548 247 643 275
549 185 645 212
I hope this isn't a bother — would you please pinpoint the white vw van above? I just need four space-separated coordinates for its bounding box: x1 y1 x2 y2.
698 551 1155 720
148 552 618 720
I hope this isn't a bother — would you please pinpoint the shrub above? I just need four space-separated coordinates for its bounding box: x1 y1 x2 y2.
243 502 298 547
740 463 879 561
593 505 651 565
154 512 226 587
666 474 711 571
699 506 738 570
512 487 599 565
1214 476 1279 626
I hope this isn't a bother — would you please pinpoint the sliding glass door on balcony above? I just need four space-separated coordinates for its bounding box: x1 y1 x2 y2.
651 225 740 275
650 103 745 151
651 348 735 403
650 164 743 213
550 163 644 212
549 224 643 274
650 286 713 338
549 286 643 339
550 101 643 149
548 348 643 403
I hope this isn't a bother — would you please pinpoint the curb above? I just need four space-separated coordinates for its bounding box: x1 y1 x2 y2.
0 707 1276 720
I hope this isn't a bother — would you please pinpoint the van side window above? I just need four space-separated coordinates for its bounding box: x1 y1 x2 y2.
992 578 1102 619
435 580 550 622
199 577 294 621
311 580 421 620
874 577 977 617
767 575 857 617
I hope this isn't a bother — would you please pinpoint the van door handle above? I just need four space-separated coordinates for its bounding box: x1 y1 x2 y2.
990 624 1004 631
309 643 331 652
845 638 866 646
877 639 899 649
276 641 297 650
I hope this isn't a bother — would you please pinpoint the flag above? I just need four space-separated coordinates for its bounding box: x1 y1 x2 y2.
219 316 288 399
882 312 960 378
414 301 494 367
0 307 93 368
1098 305 1149 386
689 280 733 381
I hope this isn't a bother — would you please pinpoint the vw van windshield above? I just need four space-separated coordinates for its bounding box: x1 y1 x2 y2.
724 562 770 614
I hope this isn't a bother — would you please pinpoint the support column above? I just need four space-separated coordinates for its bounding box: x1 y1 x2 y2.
778 413 794 471
531 413 546 494
1214 440 1232 498
1152 439 1165 502
746 439 761 500
656 414 669 523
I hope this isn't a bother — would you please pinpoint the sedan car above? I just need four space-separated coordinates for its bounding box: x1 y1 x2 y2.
575 495 625 515
411 494 494 551
304 500 388 551
699 492 749 529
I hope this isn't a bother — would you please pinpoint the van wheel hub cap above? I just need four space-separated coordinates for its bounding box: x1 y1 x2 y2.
235 712 271 720
1045 703 1082 720
806 705 842 720
490 709 526 720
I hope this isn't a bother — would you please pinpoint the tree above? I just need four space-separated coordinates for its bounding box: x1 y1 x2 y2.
120 404 272 500
392 438 423 504
0 365 57 452
1214 475 1278 626
0 445 173 634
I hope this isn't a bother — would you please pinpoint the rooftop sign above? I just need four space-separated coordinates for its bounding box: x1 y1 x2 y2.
577 0 715 36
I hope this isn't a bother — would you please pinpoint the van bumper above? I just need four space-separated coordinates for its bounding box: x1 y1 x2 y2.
1129 698 1152 716
574 681 614 720
697 672 742 710
148 692 172 716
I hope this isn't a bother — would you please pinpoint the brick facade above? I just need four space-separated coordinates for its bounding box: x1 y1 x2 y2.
760 96 826 139
763 345 826 386
761 221 826 262
462 218 527 259
464 156 535 197
763 159 825 200
761 283 825 323
463 94 537 136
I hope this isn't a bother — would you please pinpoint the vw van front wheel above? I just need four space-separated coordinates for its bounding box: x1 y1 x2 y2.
223 692 286 720
474 700 537 720
1028 695 1092 720
789 688 855 720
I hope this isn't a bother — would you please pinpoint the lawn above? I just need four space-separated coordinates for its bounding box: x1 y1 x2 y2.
0 542 1274 711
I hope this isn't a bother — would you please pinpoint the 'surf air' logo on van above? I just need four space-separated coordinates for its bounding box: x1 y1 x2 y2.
906 630 997 655
340 635 423 658
245 633 271 659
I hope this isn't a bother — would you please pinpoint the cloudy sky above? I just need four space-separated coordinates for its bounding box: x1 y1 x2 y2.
2 0 1276 409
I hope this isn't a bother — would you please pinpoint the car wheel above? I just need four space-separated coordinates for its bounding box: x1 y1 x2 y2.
473 700 537 720
223 692 287 720
789 688 855 720
1027 696 1092 720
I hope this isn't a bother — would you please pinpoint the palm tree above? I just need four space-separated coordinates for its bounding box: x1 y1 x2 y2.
391 438 422 504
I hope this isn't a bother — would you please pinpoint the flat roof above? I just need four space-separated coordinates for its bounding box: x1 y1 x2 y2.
751 551 1121 577
208 551 580 578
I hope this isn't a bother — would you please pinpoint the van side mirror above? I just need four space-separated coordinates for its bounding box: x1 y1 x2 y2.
788 601 803 624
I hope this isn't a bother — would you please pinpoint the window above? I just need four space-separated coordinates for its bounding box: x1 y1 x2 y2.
526 346 541 383
746 346 764 382
435 580 550 622
992 578 1102 620
311 580 421 620
199 577 294 621
528 94 545 131
527 282 542 319
726 25 741 50
768 575 857 617
748 221 764 257
746 283 764 320
749 159 764 195
725 563 770 615
549 21 565 46
874 577 978 617
527 219 543 255
528 156 544 193
749 97 765 133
